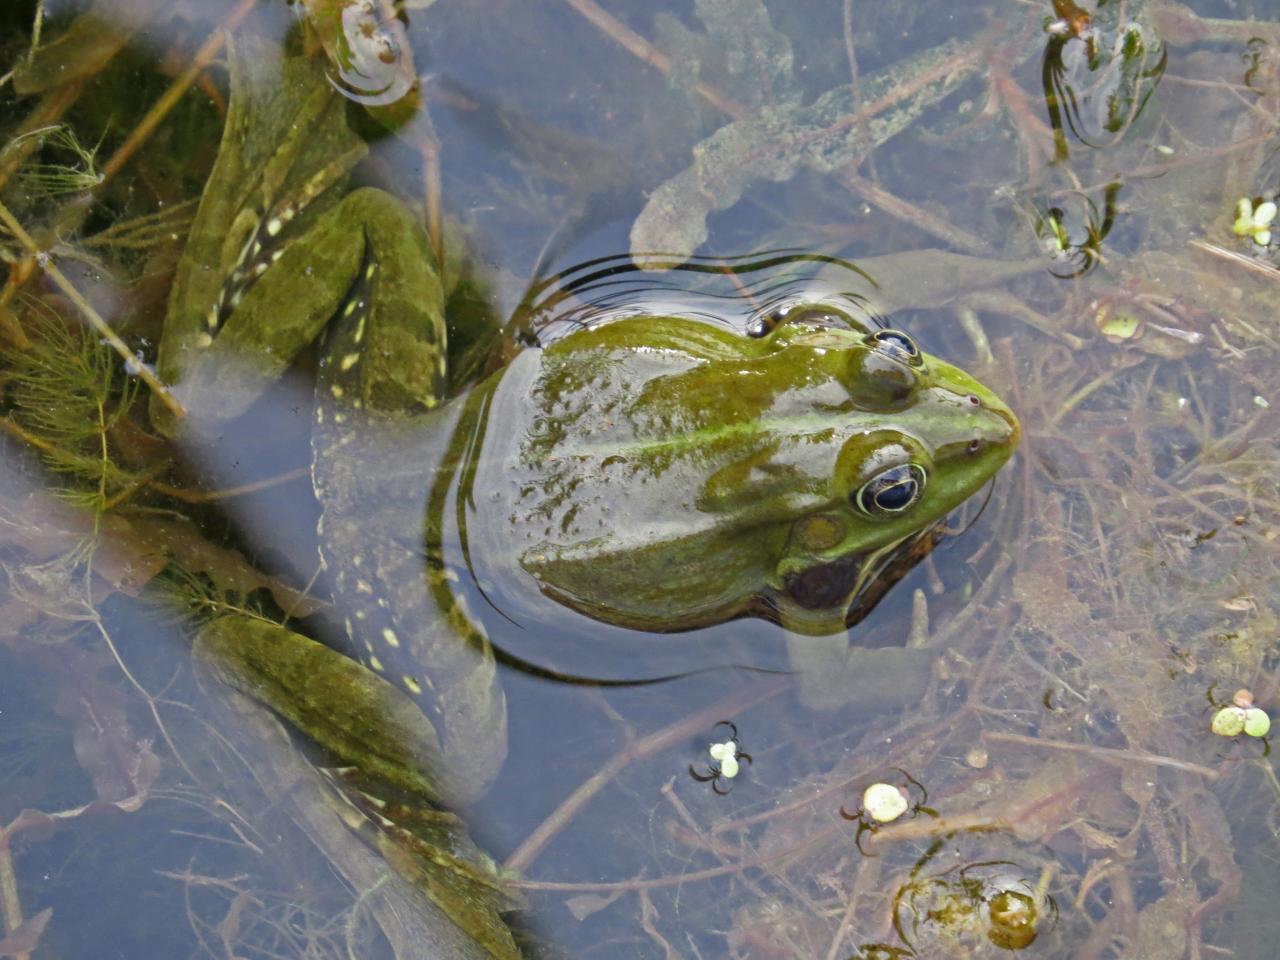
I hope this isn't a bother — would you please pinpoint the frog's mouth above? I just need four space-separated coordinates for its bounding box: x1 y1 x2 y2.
773 525 944 635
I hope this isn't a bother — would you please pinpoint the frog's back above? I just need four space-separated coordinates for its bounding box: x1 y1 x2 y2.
466 312 1019 634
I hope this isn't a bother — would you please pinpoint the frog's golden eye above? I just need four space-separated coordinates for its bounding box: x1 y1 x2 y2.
867 329 923 366
855 464 926 516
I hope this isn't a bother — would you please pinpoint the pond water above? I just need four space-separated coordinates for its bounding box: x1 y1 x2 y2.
2 0 1280 958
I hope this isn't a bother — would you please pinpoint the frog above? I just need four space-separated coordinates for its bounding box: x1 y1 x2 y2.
1042 0 1167 160
158 35 1019 817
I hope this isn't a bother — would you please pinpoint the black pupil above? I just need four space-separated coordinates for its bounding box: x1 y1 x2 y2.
859 464 923 515
875 477 917 511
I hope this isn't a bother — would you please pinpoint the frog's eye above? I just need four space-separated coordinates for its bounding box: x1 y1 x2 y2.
867 329 922 366
855 464 926 516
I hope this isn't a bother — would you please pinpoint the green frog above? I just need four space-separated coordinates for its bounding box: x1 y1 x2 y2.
160 37 1018 815
1042 0 1166 160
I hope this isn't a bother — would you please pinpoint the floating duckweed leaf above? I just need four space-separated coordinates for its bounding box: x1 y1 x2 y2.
1098 308 1140 341
1243 707 1271 738
1211 705 1246 737
863 782 910 823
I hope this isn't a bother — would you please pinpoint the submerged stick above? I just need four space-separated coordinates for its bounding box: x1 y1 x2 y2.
504 675 791 874
983 730 1219 778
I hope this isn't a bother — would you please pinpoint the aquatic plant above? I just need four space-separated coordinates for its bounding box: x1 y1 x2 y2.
3 123 104 198
3 296 141 516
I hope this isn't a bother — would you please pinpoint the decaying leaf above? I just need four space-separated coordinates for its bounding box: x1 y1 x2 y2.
0 908 52 957
565 889 623 921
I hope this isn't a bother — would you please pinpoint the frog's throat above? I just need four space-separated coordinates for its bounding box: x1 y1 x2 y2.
774 525 944 636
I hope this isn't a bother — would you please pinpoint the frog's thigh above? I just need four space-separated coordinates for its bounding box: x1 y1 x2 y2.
214 200 367 371
323 187 448 412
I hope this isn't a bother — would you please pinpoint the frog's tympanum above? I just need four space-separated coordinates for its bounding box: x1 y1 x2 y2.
161 39 1019 815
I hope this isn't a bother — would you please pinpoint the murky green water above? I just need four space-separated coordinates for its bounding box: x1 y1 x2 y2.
3 1 1280 958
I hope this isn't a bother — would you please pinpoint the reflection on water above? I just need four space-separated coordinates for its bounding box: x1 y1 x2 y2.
3 0 1280 958
514 249 884 341
1041 0 1168 161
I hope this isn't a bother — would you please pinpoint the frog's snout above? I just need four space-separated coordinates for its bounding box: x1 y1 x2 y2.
1007 409 1021 448
992 400 1021 449
965 386 1020 454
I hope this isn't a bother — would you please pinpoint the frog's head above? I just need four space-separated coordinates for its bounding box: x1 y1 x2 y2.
514 310 1019 636
766 324 1019 634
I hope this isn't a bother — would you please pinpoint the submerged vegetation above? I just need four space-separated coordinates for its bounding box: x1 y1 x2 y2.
0 0 1279 959
3 297 140 513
